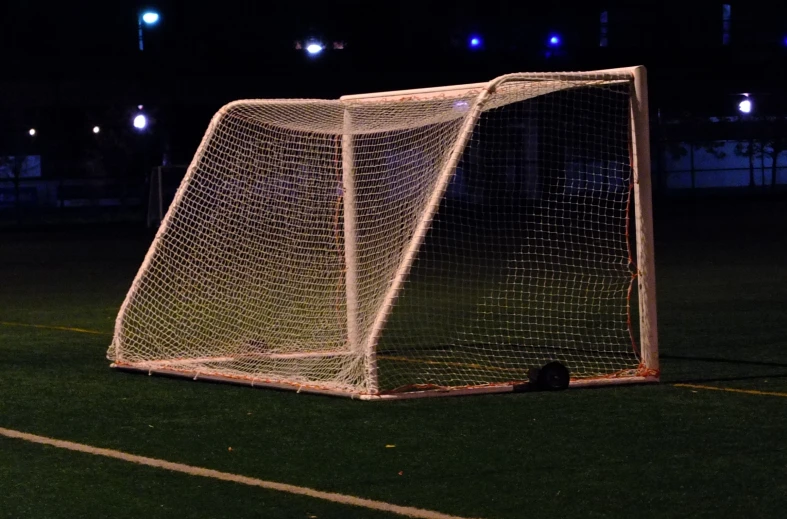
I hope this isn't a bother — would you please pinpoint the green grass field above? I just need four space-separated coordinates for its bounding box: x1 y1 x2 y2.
2 196 787 519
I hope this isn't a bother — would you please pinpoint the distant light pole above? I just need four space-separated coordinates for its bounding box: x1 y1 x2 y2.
133 114 148 130
138 9 160 51
738 96 752 115
304 40 324 56
737 94 755 187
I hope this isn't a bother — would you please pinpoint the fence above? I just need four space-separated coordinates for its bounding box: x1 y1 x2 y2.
0 177 147 226
655 139 787 192
3 138 786 226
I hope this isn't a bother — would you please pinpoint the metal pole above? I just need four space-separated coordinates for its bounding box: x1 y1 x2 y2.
138 14 144 51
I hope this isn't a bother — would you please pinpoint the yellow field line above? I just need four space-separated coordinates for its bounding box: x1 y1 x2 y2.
0 321 111 336
0 321 517 374
0 427 483 519
674 383 787 398
0 321 609 383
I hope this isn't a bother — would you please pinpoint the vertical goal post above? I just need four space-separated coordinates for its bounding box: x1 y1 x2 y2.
341 108 368 391
630 66 659 374
109 67 658 399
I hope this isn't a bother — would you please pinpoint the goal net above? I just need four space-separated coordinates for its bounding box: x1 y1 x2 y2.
108 67 658 399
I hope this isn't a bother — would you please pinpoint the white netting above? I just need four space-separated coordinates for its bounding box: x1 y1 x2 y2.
109 70 652 397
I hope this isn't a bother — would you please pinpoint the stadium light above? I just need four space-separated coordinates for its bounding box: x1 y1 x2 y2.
138 9 161 51
305 42 324 55
141 11 160 25
93 126 101 134
738 96 752 114
469 35 482 49
133 114 148 130
28 128 36 136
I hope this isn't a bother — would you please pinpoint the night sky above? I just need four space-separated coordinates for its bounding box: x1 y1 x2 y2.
1 1 784 99
2 1 786 164
5 2 785 65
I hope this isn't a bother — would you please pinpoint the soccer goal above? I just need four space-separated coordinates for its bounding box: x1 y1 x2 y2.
108 66 658 399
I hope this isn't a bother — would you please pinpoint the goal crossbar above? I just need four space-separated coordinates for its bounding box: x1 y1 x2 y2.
340 67 638 103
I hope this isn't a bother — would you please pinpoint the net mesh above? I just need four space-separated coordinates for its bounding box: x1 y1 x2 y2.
109 72 648 396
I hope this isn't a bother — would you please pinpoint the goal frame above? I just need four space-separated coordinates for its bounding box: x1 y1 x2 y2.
112 66 659 400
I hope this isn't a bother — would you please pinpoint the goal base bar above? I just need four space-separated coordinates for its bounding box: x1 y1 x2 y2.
111 363 658 401
124 350 355 368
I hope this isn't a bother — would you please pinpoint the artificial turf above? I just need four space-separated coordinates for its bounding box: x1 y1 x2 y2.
1 195 786 519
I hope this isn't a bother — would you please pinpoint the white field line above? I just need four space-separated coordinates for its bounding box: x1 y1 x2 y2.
0 427 484 519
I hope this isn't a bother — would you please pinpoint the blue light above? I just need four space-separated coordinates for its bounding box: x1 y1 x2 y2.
141 11 160 25
469 35 482 48
306 42 324 55
548 34 561 47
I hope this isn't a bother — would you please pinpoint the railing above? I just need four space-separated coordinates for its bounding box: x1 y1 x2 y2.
0 177 146 226
654 139 787 193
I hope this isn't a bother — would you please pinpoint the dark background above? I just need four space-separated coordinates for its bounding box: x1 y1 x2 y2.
0 0 785 223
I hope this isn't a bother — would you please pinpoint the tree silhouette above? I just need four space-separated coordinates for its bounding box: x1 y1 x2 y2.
733 116 787 188
659 114 787 190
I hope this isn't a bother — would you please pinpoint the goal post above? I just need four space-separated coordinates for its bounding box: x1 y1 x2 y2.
341 108 368 390
631 67 659 374
109 67 658 399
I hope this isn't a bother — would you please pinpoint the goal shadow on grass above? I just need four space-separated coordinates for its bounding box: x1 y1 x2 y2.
661 354 787 368
662 354 787 385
